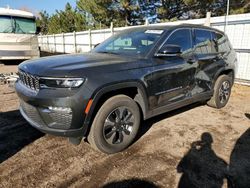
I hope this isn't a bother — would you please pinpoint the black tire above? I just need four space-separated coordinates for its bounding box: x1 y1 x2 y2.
88 95 140 154
207 75 232 109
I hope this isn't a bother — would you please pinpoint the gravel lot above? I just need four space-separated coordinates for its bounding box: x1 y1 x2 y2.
0 64 250 188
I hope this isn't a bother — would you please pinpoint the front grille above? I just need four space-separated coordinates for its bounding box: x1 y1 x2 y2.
20 100 46 128
47 111 72 129
19 71 40 91
20 100 72 130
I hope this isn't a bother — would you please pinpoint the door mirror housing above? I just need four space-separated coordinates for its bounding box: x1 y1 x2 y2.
156 44 181 57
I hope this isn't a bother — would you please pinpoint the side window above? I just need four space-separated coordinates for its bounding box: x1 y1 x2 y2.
164 29 192 54
211 32 218 53
215 32 231 53
194 29 213 54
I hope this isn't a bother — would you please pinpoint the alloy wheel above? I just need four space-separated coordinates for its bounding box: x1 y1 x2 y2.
219 81 230 104
103 106 135 145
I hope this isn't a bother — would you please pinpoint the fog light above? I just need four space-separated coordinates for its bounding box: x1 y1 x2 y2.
48 106 72 113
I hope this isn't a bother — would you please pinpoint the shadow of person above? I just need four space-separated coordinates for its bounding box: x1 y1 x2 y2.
101 178 158 188
229 128 250 188
177 132 228 188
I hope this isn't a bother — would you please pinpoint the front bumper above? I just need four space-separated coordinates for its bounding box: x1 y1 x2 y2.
15 80 93 137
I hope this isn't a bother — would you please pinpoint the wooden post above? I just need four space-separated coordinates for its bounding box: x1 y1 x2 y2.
53 34 56 53
47 35 49 52
145 18 149 26
205 12 211 27
62 33 65 54
40 36 43 52
88 29 92 51
224 0 230 33
110 22 114 36
73 31 77 53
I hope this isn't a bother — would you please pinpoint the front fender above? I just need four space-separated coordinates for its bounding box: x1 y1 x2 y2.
82 81 149 136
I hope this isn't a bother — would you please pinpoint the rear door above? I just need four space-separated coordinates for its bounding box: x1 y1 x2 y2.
191 29 224 95
148 28 197 109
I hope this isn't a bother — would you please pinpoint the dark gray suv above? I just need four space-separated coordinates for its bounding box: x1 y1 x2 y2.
15 24 237 153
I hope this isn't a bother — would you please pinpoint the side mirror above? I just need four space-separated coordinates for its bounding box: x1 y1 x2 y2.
156 44 181 57
36 26 41 34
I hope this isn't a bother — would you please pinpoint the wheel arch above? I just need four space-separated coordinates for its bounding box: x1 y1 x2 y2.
213 68 235 88
83 81 149 136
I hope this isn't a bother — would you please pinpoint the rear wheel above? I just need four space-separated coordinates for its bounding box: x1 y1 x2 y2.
207 75 232 109
88 95 140 154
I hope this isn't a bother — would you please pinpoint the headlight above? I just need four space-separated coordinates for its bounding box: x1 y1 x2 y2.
40 78 85 88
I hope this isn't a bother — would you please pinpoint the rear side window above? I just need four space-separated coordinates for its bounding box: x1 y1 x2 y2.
194 29 215 54
165 29 192 54
214 32 231 53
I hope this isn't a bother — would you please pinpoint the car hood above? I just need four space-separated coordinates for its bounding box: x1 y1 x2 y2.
19 52 139 77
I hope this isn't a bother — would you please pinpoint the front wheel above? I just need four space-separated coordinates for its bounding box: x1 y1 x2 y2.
88 95 140 154
207 75 232 109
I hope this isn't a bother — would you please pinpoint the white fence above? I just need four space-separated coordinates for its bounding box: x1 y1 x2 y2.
38 13 250 82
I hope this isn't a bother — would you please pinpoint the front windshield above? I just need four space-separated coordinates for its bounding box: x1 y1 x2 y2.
0 15 36 34
92 29 164 56
0 16 12 33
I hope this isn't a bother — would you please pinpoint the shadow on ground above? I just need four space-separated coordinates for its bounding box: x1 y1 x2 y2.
245 113 250 120
176 127 250 188
102 178 158 188
229 128 250 188
0 51 65 66
0 60 24 65
0 110 44 163
177 132 228 188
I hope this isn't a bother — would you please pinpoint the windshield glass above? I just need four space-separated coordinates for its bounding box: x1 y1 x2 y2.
92 29 164 56
0 15 36 34
0 16 13 33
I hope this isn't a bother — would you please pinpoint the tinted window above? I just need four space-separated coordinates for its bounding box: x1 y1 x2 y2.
211 32 218 53
215 32 231 53
194 29 214 54
164 29 192 54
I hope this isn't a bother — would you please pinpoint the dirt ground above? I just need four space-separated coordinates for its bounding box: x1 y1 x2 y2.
0 64 250 188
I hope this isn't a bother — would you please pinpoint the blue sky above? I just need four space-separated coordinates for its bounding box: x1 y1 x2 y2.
0 0 76 15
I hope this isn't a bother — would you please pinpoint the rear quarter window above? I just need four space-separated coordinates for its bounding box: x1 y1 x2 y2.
214 32 231 53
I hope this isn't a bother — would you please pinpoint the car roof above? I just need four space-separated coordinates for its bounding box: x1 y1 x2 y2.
121 24 224 35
